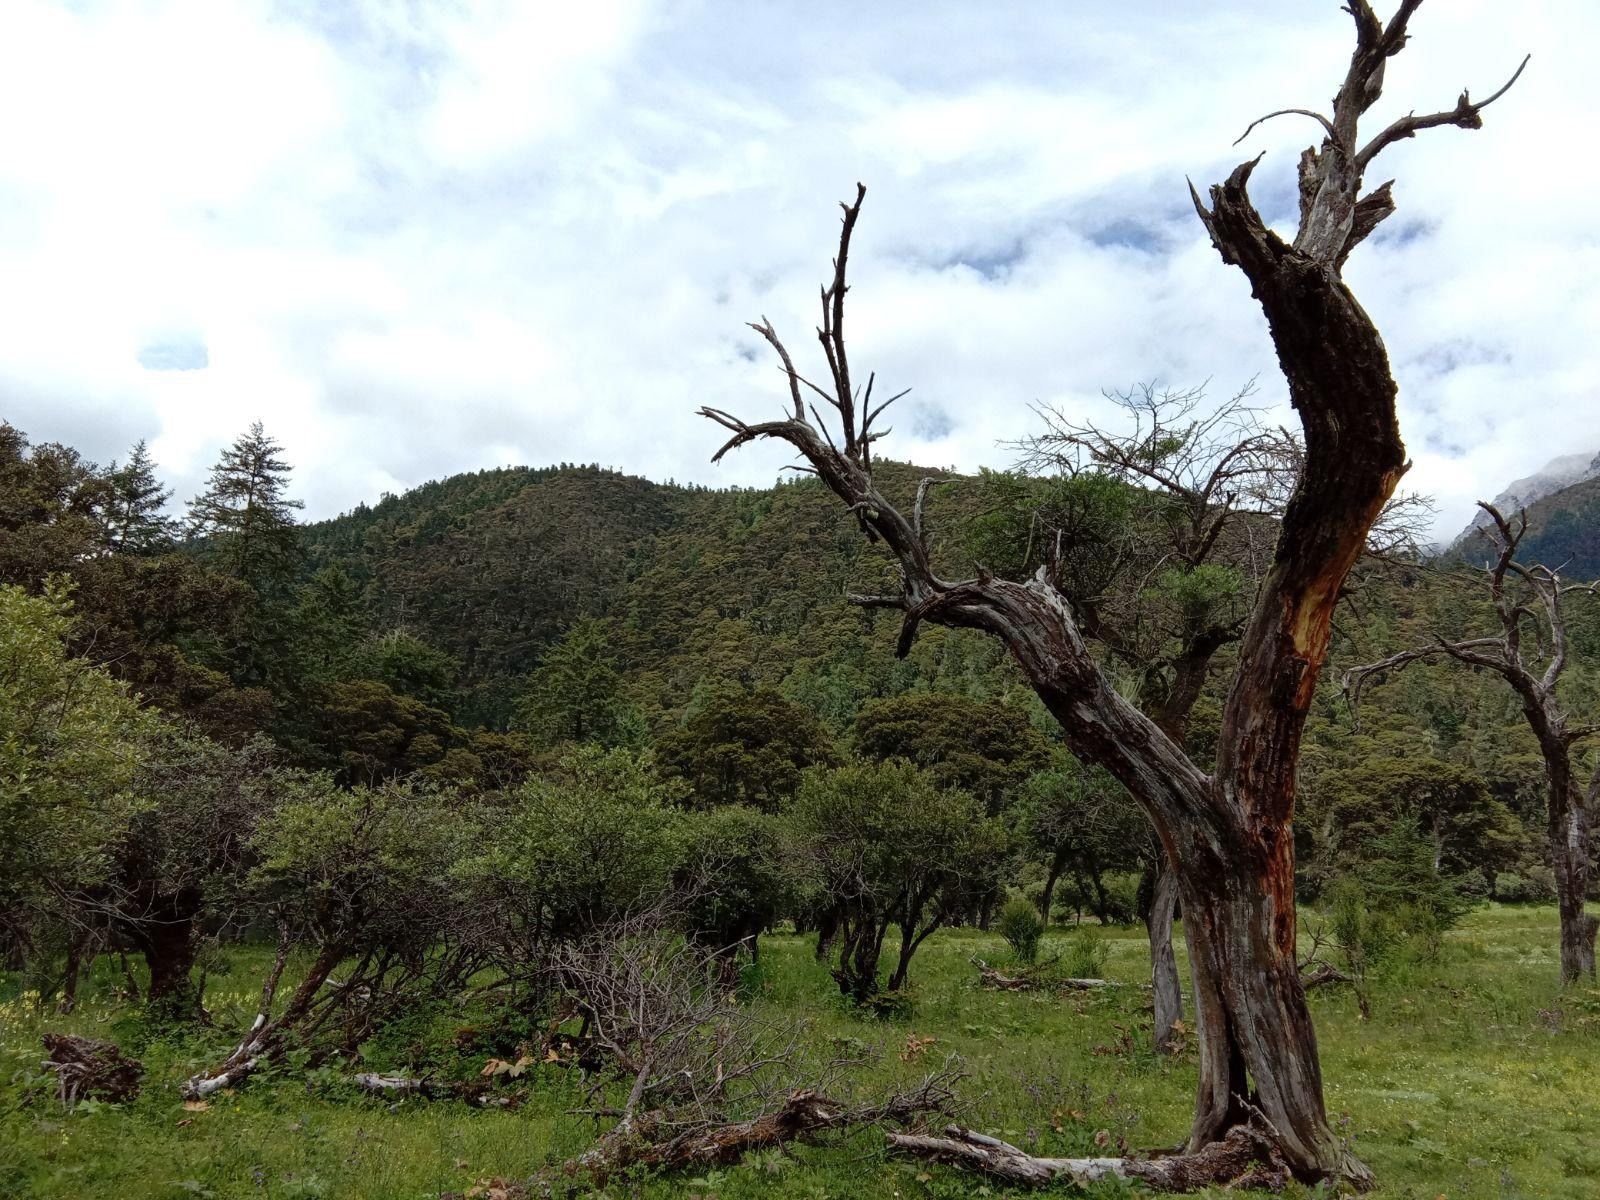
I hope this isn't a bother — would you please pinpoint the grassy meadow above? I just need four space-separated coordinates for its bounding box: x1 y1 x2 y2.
2 905 1597 1200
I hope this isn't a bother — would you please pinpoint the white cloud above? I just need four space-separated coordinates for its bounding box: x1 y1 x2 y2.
0 0 1595 543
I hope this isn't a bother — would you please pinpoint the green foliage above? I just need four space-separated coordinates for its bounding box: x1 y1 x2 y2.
102 439 174 555
1495 868 1558 903
343 630 460 714
675 805 789 953
1352 819 1476 934
996 896 1044 965
185 421 304 596
1016 764 1143 924
515 617 641 749
0 423 111 587
852 692 1049 813
249 774 474 951
1061 925 1109 979
298 679 457 784
963 469 1136 600
657 683 833 810
788 761 1009 998
1304 746 1523 895
468 747 686 939
1142 561 1244 627
0 582 154 909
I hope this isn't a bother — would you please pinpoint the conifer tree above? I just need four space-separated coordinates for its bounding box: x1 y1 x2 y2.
187 422 304 594
104 439 175 554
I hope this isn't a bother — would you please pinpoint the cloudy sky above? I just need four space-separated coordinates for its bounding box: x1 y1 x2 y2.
2 0 1595 541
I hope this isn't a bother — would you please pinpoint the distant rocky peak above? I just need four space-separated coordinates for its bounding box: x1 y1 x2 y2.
1465 450 1600 533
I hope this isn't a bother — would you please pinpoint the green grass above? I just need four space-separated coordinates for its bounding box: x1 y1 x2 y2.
3 905 1598 1199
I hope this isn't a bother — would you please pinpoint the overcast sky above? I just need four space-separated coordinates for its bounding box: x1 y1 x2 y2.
2 0 1595 542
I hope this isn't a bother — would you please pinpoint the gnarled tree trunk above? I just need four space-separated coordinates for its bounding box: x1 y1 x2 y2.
699 3 1523 1185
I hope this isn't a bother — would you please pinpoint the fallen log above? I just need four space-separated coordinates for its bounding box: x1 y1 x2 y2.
1300 963 1353 990
42 1033 144 1105
352 1073 516 1107
567 1074 959 1184
886 1122 1290 1191
971 957 1114 992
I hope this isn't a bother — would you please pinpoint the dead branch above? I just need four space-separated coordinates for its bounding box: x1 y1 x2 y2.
887 1121 1290 1190
971 957 1114 992
41 1033 143 1106
351 1073 518 1108
567 1072 961 1183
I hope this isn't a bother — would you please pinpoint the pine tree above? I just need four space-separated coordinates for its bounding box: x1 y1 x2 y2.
104 440 174 554
187 422 304 593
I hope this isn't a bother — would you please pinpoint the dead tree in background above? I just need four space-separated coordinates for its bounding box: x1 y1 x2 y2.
702 3 1523 1185
1345 503 1599 983
1017 382 1297 1053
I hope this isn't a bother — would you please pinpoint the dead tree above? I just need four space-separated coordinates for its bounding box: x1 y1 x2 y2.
701 3 1524 1185
1345 503 1599 983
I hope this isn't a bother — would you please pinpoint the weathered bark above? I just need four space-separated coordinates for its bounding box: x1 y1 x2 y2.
972 957 1112 992
1535 718 1597 983
56 932 89 1015
1145 861 1184 1052
121 887 206 1020
569 1081 957 1185
352 1073 517 1107
887 1122 1289 1191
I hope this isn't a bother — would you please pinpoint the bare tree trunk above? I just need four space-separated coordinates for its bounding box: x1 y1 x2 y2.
1545 746 1597 983
1038 848 1067 925
56 933 89 1015
181 938 344 1098
140 917 199 1017
1145 860 1183 1052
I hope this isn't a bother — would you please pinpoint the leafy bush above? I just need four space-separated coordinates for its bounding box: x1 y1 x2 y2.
1353 820 1474 932
997 896 1044 965
1062 926 1108 979
1495 869 1557 903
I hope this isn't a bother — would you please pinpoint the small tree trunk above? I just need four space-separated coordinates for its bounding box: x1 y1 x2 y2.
1529 714 1597 985
56 934 88 1015
1145 860 1183 1053
1039 848 1067 926
143 920 199 1013
814 906 840 963
1552 792 1597 984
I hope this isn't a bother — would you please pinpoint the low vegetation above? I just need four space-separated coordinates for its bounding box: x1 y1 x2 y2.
2 907 1596 1199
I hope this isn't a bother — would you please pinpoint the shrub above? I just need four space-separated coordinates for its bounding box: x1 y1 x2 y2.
1062 926 1108 979
997 896 1044 965
1495 866 1558 903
